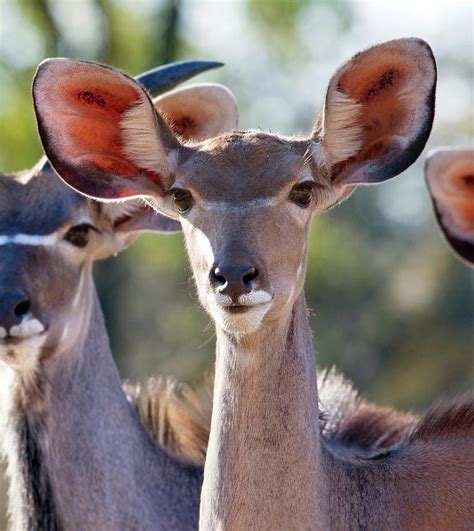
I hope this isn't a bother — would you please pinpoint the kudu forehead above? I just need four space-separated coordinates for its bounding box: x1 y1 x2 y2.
0 168 87 235
180 132 311 201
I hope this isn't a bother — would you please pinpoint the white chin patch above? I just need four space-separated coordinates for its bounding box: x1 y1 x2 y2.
208 298 272 335
0 334 47 385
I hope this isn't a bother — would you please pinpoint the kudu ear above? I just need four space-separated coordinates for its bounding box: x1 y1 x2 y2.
311 38 436 187
153 83 238 140
102 201 181 234
33 58 180 202
425 148 474 266
91 201 180 259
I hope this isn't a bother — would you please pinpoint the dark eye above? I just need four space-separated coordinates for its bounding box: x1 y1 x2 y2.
289 182 314 208
172 188 194 214
64 224 93 248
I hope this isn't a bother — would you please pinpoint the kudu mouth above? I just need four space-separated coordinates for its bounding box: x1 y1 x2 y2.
0 317 48 343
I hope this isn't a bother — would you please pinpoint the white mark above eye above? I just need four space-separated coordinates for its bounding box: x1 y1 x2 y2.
202 197 280 211
0 233 59 246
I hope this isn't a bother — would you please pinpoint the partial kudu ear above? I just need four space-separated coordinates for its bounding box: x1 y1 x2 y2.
102 201 181 234
153 83 238 141
425 148 474 266
312 38 436 187
88 200 180 261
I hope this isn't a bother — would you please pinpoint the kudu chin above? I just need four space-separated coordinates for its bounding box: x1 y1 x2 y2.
33 39 473 529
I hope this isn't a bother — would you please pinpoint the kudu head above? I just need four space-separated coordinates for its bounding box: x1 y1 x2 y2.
425 148 474 266
1 61 236 385
33 39 436 337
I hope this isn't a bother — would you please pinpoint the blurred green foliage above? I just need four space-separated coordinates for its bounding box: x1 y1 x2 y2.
0 0 473 525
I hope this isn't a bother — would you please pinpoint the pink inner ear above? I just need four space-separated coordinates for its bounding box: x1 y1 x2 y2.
337 58 412 162
436 169 474 237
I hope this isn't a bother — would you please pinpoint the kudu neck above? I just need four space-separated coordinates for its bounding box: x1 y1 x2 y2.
201 292 326 529
3 273 202 530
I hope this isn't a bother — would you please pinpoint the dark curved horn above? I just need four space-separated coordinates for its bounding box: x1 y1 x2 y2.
135 60 224 97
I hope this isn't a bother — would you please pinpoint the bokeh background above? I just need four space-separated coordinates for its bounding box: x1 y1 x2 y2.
0 0 473 525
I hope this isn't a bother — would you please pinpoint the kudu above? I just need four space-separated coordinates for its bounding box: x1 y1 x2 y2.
33 39 474 529
425 147 474 266
0 61 238 530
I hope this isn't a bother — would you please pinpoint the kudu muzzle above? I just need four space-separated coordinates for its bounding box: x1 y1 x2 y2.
209 246 266 303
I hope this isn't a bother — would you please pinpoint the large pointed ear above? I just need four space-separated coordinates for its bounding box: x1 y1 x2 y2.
312 38 436 187
153 83 238 140
33 58 180 202
425 148 474 266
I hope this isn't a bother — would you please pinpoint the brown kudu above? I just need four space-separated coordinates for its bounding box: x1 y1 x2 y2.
33 39 473 529
0 62 238 530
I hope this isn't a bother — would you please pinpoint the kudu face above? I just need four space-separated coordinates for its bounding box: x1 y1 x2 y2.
0 161 179 382
33 38 437 336
174 135 327 334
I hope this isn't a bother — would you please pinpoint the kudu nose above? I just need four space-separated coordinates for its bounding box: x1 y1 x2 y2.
0 291 31 331
210 263 259 299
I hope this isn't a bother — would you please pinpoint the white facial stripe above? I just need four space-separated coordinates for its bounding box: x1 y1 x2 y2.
0 232 60 246
9 317 45 339
202 197 280 211
0 327 6 339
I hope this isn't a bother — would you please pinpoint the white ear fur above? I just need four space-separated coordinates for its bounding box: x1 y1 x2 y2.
120 93 178 176
312 90 364 166
153 83 238 141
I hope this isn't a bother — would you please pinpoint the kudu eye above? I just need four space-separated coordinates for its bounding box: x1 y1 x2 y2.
172 188 194 215
289 182 314 208
64 224 94 248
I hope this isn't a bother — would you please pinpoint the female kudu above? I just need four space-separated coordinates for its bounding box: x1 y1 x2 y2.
33 39 473 529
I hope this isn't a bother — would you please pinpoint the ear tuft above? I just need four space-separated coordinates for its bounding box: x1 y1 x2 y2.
153 83 238 141
312 90 363 166
120 94 177 177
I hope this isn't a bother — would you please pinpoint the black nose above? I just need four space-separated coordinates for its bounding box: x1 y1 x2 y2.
210 263 259 299
0 291 31 331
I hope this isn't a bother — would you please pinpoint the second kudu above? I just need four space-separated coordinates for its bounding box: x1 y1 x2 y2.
33 39 473 529
0 61 238 530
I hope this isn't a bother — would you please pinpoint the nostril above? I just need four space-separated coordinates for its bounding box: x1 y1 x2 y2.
243 267 258 285
211 267 227 287
14 299 30 318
